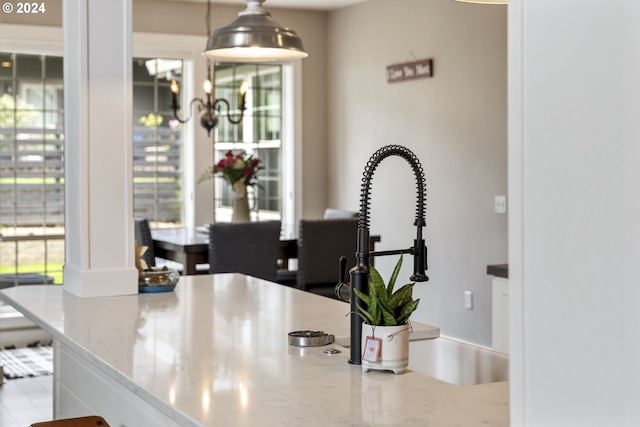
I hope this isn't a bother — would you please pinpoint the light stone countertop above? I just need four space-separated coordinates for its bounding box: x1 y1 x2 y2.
0 274 509 426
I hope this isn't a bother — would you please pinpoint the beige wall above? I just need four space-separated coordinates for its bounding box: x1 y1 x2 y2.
0 0 62 25
327 0 507 344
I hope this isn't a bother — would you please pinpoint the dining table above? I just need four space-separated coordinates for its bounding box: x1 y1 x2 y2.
150 227 297 275
151 227 380 276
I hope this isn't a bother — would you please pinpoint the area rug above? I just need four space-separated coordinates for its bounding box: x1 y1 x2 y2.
0 346 53 380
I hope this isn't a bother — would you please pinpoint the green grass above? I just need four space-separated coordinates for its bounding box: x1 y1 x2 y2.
0 263 64 284
1 177 175 184
0 177 63 184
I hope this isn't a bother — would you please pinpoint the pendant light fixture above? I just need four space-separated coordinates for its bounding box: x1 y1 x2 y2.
203 0 308 63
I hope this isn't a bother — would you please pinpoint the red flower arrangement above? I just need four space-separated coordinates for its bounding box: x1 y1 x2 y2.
200 150 262 187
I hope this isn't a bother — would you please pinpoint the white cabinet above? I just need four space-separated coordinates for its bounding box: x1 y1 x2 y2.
55 340 183 426
491 277 509 354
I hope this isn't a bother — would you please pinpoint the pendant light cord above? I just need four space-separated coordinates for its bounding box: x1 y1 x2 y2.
206 0 211 37
205 0 212 83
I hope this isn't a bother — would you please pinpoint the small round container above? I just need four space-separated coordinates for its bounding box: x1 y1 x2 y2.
139 267 179 293
288 330 335 347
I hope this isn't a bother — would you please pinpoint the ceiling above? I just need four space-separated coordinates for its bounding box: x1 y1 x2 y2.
169 0 369 11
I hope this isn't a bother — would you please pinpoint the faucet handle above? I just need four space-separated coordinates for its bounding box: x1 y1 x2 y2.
410 240 429 282
335 256 351 301
338 256 348 282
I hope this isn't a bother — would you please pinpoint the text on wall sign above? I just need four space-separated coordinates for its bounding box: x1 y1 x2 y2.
386 59 434 83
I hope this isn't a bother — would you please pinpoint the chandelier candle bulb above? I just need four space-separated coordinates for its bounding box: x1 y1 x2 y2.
203 79 213 95
170 80 179 108
240 81 248 109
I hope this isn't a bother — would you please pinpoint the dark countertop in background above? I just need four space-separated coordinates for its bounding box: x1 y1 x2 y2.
487 264 508 279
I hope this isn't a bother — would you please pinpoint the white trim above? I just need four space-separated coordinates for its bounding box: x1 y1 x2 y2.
282 61 301 238
292 60 303 237
181 59 197 229
507 0 524 422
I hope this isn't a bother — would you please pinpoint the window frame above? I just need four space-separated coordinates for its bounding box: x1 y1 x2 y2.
213 63 283 219
132 55 186 228
212 61 297 237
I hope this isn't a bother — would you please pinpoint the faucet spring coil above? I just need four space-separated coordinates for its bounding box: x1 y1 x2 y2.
358 145 427 233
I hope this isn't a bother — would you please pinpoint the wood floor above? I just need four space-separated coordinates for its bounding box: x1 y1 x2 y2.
0 375 53 427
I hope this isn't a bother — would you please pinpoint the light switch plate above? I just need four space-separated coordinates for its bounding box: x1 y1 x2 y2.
494 195 507 214
464 290 473 310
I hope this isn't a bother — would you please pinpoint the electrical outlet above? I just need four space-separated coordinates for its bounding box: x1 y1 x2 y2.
494 195 507 214
464 290 473 310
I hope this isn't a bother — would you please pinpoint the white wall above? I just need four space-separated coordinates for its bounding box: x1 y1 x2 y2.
327 0 508 346
509 0 640 425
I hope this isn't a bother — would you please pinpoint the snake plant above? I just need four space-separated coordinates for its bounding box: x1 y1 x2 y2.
353 255 420 326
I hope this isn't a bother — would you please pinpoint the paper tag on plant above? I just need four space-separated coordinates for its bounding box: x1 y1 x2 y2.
362 336 382 362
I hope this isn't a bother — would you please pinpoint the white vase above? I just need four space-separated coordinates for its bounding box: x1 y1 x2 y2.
231 181 251 223
361 323 410 374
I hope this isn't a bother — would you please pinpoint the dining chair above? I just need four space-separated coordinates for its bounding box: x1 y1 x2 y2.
134 217 183 273
323 208 359 219
296 218 358 298
208 221 282 282
134 217 156 268
30 415 110 427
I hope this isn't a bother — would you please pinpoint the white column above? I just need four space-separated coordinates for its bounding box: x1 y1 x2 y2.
509 0 640 424
62 0 137 297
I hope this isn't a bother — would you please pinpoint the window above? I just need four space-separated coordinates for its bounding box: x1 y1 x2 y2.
0 53 65 286
213 63 284 222
1 54 187 289
132 58 185 228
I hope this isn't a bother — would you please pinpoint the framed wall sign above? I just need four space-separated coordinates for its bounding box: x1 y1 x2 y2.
386 58 434 83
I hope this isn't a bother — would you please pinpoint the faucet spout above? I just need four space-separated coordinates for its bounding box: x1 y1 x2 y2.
342 144 428 365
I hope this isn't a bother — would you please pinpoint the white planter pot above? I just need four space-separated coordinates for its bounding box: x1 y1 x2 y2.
361 323 410 374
